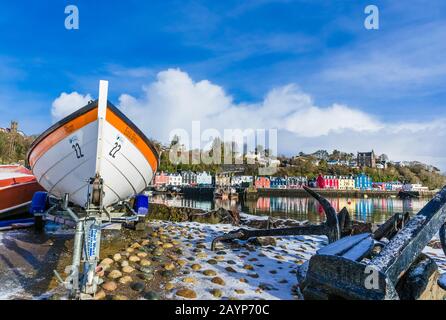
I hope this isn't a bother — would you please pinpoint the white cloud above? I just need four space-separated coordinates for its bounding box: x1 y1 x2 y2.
51 92 92 122
51 68 446 169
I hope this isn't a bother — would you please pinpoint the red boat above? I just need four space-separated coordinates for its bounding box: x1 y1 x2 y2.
0 165 44 219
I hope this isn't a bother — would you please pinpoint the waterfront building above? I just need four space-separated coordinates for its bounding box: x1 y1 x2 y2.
168 173 182 186
324 175 339 189
153 171 170 186
270 177 287 189
287 176 307 189
357 151 376 168
255 176 270 189
196 171 212 186
215 173 231 186
355 173 372 190
338 176 355 190
181 171 197 186
316 174 325 188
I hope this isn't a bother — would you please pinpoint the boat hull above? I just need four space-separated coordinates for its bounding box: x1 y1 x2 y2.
0 166 45 218
27 101 159 208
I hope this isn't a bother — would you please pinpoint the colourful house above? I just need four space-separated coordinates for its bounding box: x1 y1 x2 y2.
255 177 270 189
355 173 372 190
154 172 169 186
270 177 287 189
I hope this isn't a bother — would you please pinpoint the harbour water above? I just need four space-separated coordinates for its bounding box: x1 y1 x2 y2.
151 194 430 224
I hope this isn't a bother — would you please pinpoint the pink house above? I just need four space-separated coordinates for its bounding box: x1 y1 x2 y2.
255 177 271 189
154 172 169 186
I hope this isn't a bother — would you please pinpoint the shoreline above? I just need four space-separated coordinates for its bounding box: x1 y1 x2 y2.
254 188 437 198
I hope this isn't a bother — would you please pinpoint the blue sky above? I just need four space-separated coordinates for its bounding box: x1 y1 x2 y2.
1 1 446 167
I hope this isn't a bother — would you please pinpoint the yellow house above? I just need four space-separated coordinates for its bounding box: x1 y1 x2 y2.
338 176 355 190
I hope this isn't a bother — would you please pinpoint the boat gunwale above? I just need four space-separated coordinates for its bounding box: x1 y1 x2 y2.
26 100 160 170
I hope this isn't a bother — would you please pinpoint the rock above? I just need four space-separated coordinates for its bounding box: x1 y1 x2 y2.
234 289 245 294
130 242 141 249
154 248 164 256
139 266 153 274
269 270 277 274
140 259 152 267
126 247 135 253
191 264 202 271
239 278 248 283
94 289 106 300
131 281 145 292
164 262 175 271
113 295 129 300
183 277 196 284
137 252 148 258
108 269 122 279
119 275 133 284
259 283 276 291
176 288 197 299
160 270 174 278
210 289 222 298
215 256 225 261
248 273 259 279
102 281 117 292
225 267 236 273
226 260 236 265
129 255 141 262
122 266 135 273
177 259 187 267
141 239 150 246
144 291 160 300
243 264 254 271
197 252 207 259
203 269 217 277
121 260 129 268
165 282 175 291
100 258 114 266
211 277 225 286
207 259 217 265
216 251 226 255
163 243 173 249
113 253 122 262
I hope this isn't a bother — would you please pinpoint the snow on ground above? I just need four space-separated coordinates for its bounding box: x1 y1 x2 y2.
154 215 446 300
154 219 327 300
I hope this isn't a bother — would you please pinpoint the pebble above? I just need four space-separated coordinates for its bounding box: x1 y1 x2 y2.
126 248 135 253
197 252 207 259
165 283 175 291
119 275 133 284
140 259 152 267
183 277 196 284
121 260 129 268
164 262 175 271
226 260 236 265
210 289 222 298
211 277 225 286
177 259 187 267
108 270 122 279
129 255 141 262
100 258 114 266
113 253 122 262
163 243 173 249
207 259 217 265
191 264 202 271
144 291 160 300
202 269 217 276
248 273 259 278
239 278 248 283
102 281 117 292
243 264 254 270
113 295 129 300
235 289 245 294
130 242 141 249
94 289 106 300
131 281 145 292
137 252 148 258
122 266 135 273
225 267 236 273
176 289 197 299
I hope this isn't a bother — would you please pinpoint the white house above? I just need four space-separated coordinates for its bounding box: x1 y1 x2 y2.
196 172 212 186
168 173 182 186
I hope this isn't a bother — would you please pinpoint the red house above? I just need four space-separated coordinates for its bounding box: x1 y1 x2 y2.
154 172 169 186
255 177 270 189
316 174 325 188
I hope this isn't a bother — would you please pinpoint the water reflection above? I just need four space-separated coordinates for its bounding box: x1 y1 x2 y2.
150 194 429 224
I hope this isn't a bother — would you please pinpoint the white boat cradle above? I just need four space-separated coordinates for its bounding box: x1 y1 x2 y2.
27 80 159 299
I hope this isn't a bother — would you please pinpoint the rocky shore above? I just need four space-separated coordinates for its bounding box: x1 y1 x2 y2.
1 204 445 300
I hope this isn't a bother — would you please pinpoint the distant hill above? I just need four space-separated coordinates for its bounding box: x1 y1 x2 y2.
0 131 34 165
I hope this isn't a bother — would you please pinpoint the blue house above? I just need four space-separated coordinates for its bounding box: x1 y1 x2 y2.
355 173 372 190
270 177 287 189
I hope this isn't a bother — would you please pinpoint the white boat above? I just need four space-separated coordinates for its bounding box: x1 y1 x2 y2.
27 81 159 208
